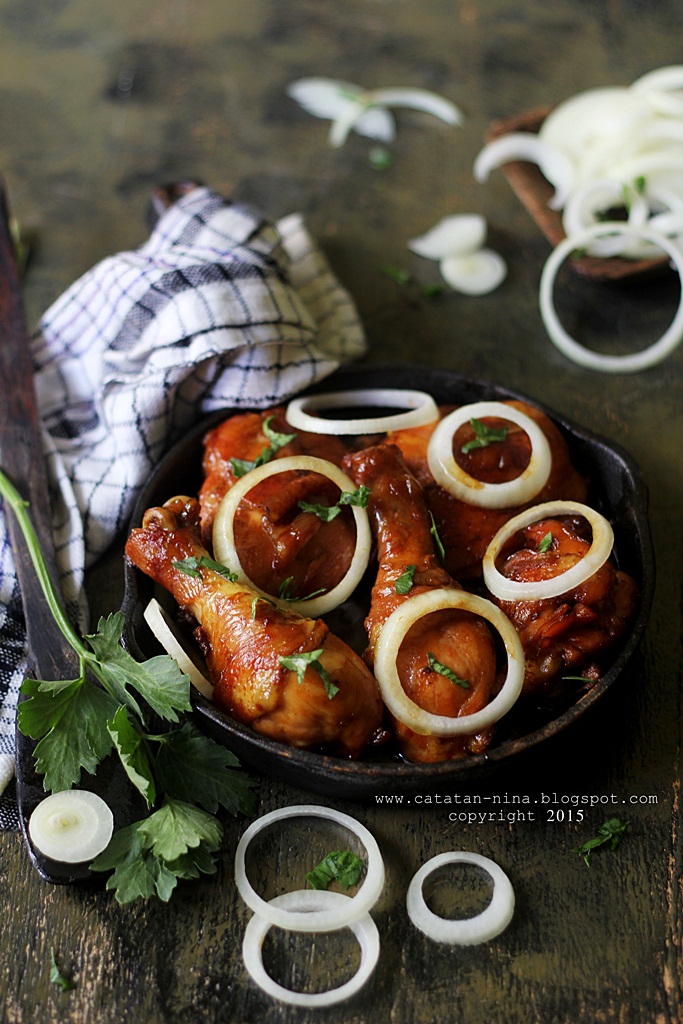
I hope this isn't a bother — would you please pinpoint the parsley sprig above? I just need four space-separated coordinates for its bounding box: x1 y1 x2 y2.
230 416 296 478
460 417 508 454
0 468 257 904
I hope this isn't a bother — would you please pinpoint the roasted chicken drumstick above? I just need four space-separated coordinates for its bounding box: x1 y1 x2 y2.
125 495 383 757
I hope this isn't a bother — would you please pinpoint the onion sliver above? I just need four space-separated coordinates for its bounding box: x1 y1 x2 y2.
473 133 575 210
144 598 213 700
234 804 385 932
406 852 515 945
285 388 439 435
561 178 649 257
373 588 524 736
426 401 552 509
539 221 683 373
28 790 114 864
242 889 380 1007
482 500 615 603
408 214 487 260
212 455 371 618
439 248 507 295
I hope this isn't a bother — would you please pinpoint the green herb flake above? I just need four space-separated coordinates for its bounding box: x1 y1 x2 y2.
230 415 296 477
339 485 370 508
298 500 342 522
369 146 393 170
538 531 554 553
173 555 238 581
429 511 445 563
395 564 417 595
572 818 630 867
427 652 470 689
461 417 508 454
381 265 412 286
49 948 75 993
279 649 339 699
306 850 366 891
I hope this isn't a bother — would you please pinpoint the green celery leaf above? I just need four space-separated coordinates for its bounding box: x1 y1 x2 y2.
155 722 257 816
137 797 223 862
107 706 156 808
19 677 119 792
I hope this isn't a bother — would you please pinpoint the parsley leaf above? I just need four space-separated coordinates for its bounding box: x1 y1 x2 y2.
49 948 75 992
298 485 370 522
279 649 339 699
395 564 417 595
538 531 554 553
306 850 366 891
429 511 445 563
573 818 630 866
173 555 238 582
298 500 342 522
277 577 327 602
427 652 470 689
107 706 156 808
461 417 508 454
230 415 296 477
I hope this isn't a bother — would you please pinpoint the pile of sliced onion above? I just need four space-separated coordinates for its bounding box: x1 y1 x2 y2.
236 804 385 1006
242 890 380 1008
212 455 372 618
406 851 515 945
539 221 683 373
482 500 615 603
285 388 439 435
28 790 114 864
408 214 507 295
373 588 524 735
143 598 213 700
426 401 552 508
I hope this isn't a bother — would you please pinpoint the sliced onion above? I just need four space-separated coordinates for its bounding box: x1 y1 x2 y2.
439 248 507 295
285 388 439 435
482 500 615 603
408 214 487 260
561 178 649 257
406 852 515 945
242 889 380 1007
143 598 213 700
539 221 683 372
28 790 114 864
426 401 551 509
234 804 385 933
368 87 464 126
373 588 524 736
631 66 683 117
212 455 371 618
473 133 575 210
539 87 653 158
287 78 396 144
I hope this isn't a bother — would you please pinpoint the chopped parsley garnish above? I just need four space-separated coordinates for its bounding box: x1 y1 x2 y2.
49 948 75 993
1 468 257 905
279 649 339 699
395 564 417 595
173 555 238 582
298 485 370 522
572 818 630 867
538 531 554 553
306 850 366 891
230 415 296 478
427 652 470 689
429 511 445 563
460 417 508 454
277 577 327 603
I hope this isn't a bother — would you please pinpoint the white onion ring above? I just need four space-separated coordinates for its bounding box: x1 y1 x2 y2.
406 852 515 945
539 221 683 373
242 889 380 1007
473 132 575 210
482 500 615 603
29 790 114 864
234 804 385 933
373 588 524 736
426 401 552 509
561 178 649 257
212 455 372 618
143 598 213 700
285 388 439 435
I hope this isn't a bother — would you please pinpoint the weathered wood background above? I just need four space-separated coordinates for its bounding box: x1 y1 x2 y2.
1 2 682 1022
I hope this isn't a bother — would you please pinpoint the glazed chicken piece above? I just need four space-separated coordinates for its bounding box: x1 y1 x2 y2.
344 443 498 763
125 495 383 758
490 515 638 697
389 400 588 579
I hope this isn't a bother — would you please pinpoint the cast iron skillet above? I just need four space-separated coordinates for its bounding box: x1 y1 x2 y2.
120 363 654 801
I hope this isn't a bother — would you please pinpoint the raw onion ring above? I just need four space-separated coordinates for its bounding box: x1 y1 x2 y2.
212 455 372 618
426 401 552 509
482 499 615 603
28 790 114 864
242 889 380 1007
373 588 524 736
406 852 515 945
234 804 385 933
143 598 213 700
285 388 439 435
539 221 683 372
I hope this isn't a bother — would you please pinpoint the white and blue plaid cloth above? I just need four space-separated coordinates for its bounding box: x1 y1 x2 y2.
0 186 366 828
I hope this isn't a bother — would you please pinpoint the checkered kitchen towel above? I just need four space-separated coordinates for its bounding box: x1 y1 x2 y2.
0 185 366 828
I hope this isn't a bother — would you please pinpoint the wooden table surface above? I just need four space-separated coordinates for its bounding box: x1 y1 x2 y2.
1 2 682 1022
